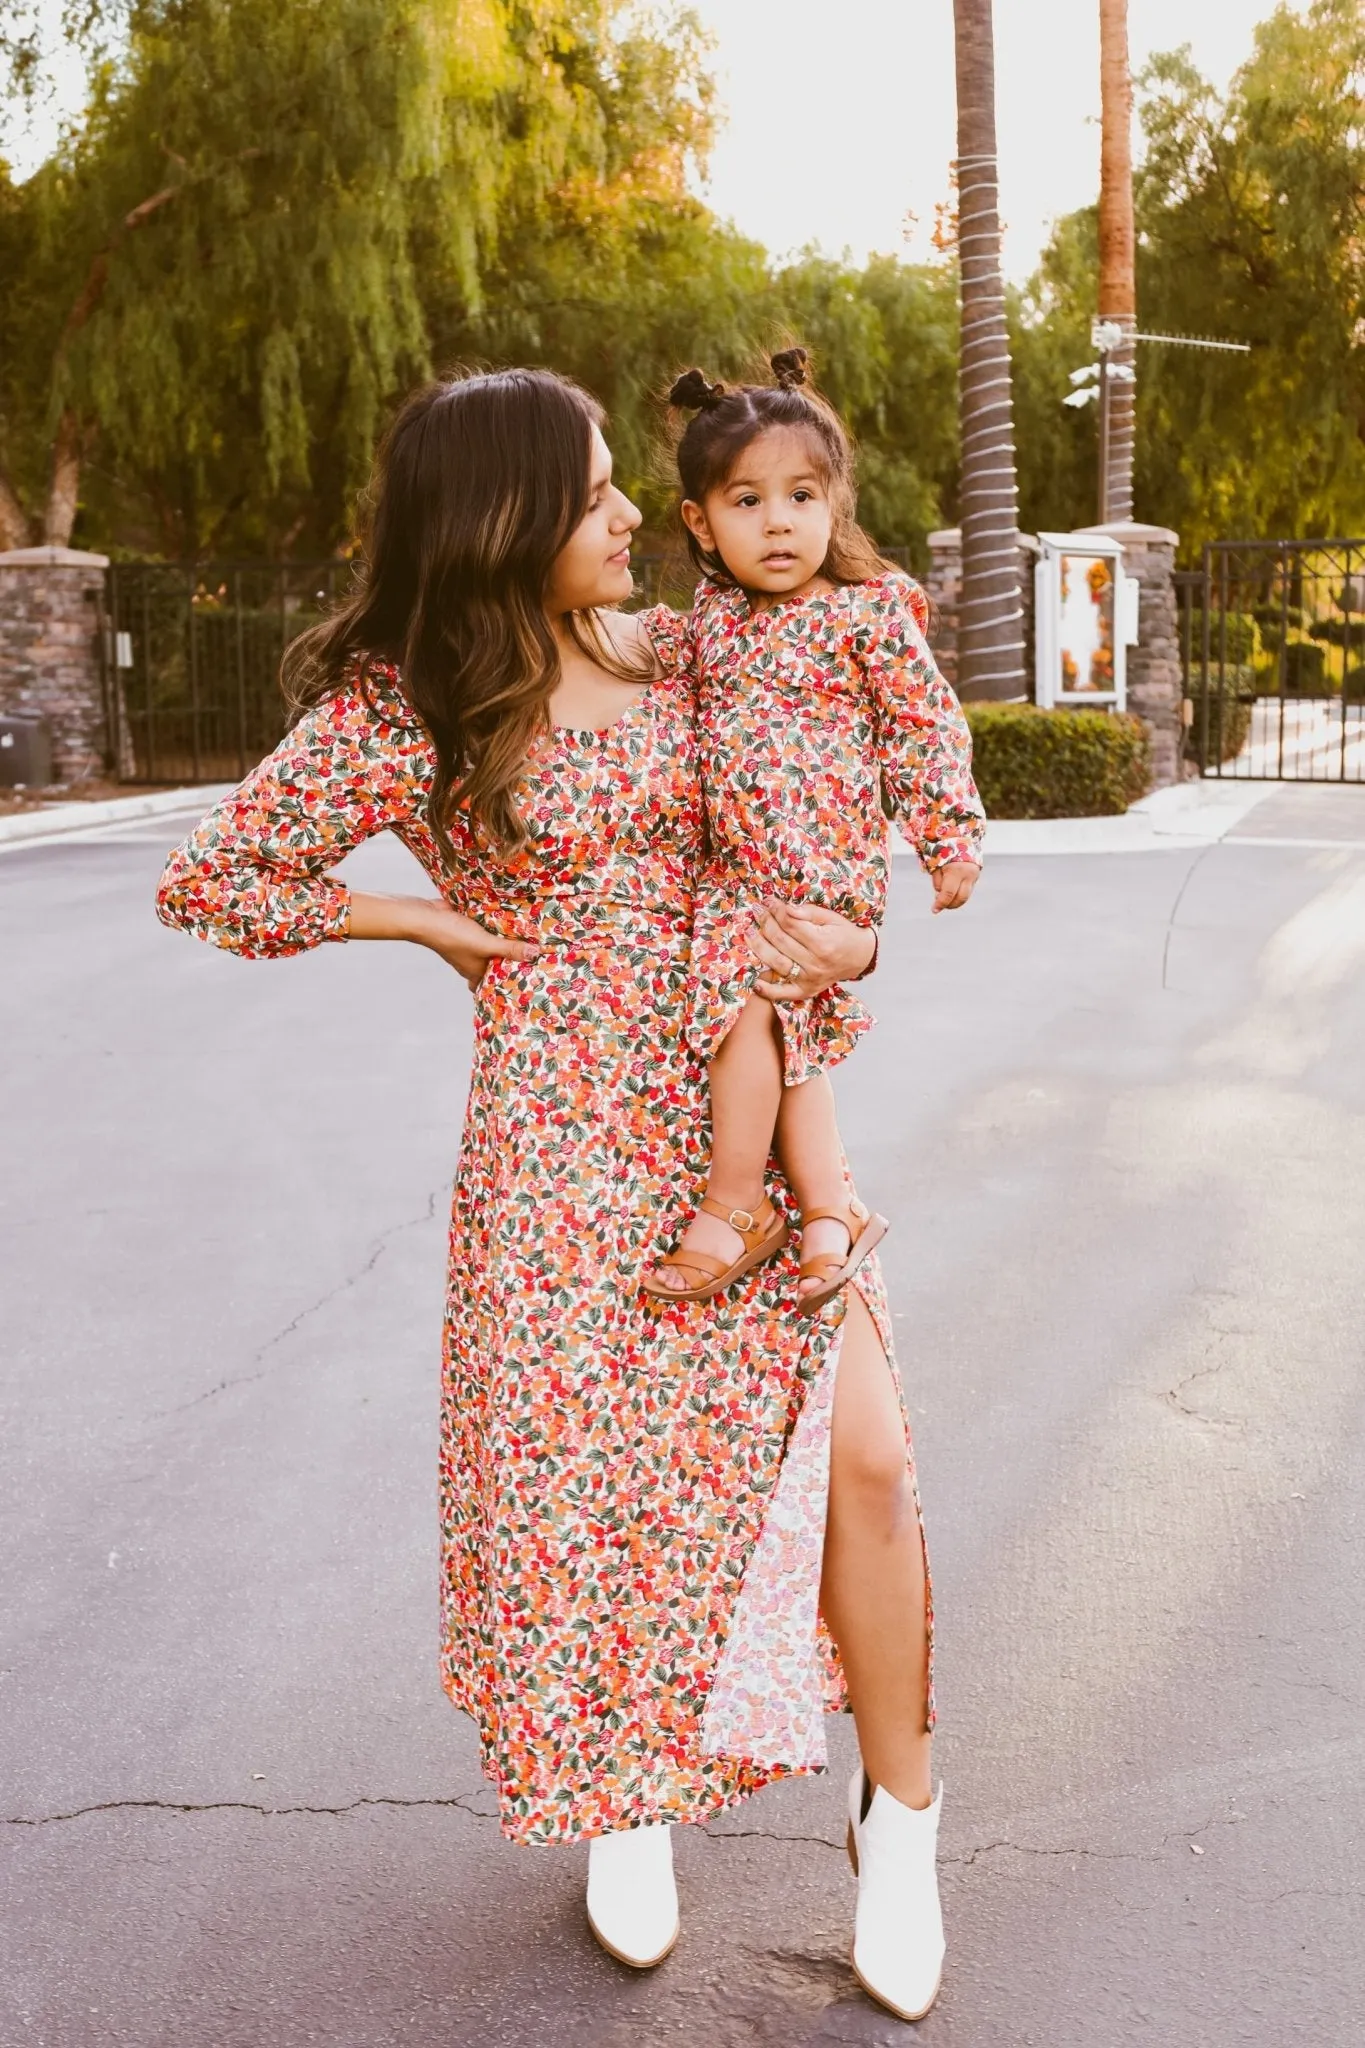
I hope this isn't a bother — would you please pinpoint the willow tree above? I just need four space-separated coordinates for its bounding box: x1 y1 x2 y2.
0 0 686 557
1099 0 1137 520
951 0 1026 698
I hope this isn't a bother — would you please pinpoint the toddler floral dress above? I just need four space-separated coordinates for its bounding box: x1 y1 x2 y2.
687 571 986 1082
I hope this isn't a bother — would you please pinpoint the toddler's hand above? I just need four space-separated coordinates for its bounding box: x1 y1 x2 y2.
930 861 980 914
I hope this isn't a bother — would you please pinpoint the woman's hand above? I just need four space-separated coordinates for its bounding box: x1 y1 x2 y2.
348 891 539 991
747 900 877 1003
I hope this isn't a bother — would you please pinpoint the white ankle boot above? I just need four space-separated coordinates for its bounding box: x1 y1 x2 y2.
846 1766 945 2021
586 1822 679 1968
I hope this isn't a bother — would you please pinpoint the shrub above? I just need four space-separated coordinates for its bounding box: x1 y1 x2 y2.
1344 665 1365 700
1250 602 1304 649
1187 665 1254 765
965 703 1150 819
1185 609 1259 664
1281 641 1328 694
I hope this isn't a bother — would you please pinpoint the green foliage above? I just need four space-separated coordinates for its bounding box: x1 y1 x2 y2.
11 0 1365 565
1281 640 1328 692
1009 208 1101 538
1186 610 1260 663
1188 664 1255 764
965 703 1151 819
1133 2 1365 549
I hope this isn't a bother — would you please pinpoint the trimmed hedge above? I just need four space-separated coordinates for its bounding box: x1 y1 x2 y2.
1282 641 1328 694
1187 608 1259 664
1187 667 1254 765
965 703 1151 819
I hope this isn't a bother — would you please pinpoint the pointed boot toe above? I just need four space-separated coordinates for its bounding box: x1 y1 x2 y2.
586 1822 679 1968
847 1766 945 2022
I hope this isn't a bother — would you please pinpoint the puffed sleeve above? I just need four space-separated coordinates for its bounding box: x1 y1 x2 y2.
853 576 986 871
155 675 432 959
634 602 697 690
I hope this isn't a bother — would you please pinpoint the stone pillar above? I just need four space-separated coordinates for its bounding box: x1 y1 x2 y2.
925 526 1037 699
0 546 111 784
1077 519 1182 788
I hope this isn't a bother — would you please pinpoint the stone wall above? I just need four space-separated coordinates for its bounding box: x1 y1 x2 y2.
0 547 111 784
1077 520 1184 789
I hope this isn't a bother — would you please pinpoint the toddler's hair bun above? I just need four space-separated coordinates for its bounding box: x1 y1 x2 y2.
669 367 725 411
770 347 810 389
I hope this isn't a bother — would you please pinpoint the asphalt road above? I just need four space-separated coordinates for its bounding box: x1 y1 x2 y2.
3 784 1364 2048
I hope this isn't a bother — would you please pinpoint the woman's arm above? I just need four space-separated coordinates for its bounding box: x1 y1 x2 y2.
156 684 438 959
155 681 535 985
348 891 538 989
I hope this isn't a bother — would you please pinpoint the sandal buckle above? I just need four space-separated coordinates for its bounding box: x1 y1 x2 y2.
728 1207 756 1233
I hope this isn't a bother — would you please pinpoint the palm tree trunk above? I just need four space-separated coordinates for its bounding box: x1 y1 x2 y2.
1098 0 1136 520
953 0 1026 700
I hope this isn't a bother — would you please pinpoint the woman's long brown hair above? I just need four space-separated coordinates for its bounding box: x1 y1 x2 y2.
283 367 644 859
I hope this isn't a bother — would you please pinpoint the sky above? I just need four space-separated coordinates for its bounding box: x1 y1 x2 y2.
11 0 1276 281
689 0 1274 279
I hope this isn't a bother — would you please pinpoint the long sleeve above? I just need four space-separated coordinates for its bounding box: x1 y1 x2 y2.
155 677 433 959
854 577 986 872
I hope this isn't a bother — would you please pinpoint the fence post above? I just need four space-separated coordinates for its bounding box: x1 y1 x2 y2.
0 546 112 783
1078 520 1183 788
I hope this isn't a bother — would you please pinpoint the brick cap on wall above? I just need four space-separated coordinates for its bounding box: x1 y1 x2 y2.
927 528 961 548
1075 520 1180 548
0 546 110 568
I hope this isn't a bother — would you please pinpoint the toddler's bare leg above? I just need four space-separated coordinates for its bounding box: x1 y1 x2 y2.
776 1071 858 1298
648 994 783 1293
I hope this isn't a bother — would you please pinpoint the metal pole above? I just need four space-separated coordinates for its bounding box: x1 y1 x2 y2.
1097 350 1112 524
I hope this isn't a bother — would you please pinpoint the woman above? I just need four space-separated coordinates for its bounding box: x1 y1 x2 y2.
156 368 944 2024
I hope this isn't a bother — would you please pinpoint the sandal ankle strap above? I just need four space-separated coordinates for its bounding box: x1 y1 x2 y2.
699 1193 776 1241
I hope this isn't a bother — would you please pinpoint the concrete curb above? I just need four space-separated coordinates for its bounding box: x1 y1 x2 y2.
0 784 232 846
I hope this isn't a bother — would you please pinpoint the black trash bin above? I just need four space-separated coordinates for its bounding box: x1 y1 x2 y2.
0 715 55 788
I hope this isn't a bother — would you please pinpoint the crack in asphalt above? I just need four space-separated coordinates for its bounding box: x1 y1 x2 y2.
1165 1354 1236 1427
947 1838 1162 1869
702 1827 844 1853
5 1790 492 1829
1161 842 1217 992
162 1187 446 1413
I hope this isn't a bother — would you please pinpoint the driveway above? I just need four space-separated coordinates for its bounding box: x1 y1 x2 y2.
2 781 1363 2046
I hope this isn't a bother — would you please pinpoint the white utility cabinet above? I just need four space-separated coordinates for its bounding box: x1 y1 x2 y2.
1034 531 1140 712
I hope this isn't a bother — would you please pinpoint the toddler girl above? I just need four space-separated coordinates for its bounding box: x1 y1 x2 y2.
642 349 985 1310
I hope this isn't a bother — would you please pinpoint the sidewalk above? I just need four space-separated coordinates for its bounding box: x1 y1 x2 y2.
0 784 233 847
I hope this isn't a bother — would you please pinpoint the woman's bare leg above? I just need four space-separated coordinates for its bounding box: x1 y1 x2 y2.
820 1287 933 1809
648 994 784 1292
776 1072 858 1299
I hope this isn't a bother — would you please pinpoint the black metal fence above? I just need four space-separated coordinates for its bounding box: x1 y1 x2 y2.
1177 540 1365 782
99 545 914 785
102 561 354 784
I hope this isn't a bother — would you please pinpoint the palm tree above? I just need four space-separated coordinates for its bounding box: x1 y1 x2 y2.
1098 0 1136 520
952 0 1026 699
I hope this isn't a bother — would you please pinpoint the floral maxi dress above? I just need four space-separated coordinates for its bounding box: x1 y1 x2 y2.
155 614 931 1846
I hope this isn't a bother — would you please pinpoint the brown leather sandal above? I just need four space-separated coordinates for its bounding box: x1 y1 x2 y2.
796 1196 888 1317
641 1194 789 1304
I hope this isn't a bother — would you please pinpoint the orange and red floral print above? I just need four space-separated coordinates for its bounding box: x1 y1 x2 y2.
156 613 933 1845
685 572 986 1082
